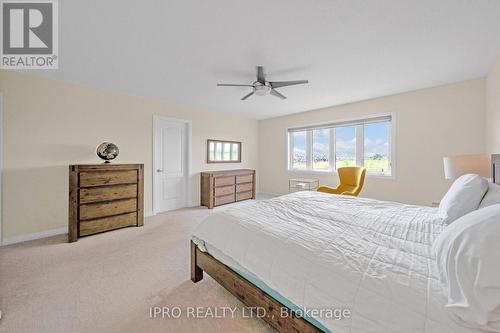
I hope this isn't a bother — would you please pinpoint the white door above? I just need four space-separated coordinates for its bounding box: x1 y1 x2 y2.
154 117 189 213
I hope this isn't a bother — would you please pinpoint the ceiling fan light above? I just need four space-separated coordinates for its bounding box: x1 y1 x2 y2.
254 84 271 96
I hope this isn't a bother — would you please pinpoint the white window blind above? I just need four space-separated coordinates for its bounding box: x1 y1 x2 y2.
287 115 392 133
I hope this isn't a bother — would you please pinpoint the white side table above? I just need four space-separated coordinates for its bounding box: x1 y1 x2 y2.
289 178 319 193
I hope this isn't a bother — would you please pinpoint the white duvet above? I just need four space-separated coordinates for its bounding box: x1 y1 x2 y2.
192 191 485 333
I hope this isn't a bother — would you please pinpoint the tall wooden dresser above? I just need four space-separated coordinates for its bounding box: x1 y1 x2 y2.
200 169 256 209
68 164 144 242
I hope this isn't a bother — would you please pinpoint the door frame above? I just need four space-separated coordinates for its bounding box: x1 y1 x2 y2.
152 115 192 215
0 93 3 245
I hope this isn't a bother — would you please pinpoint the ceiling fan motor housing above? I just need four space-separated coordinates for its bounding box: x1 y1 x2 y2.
254 82 271 96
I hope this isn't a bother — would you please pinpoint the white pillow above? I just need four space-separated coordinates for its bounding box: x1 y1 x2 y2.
433 204 500 331
438 174 488 223
479 183 500 209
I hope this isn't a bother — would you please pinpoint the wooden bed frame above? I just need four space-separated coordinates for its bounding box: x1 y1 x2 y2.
492 154 500 185
191 241 322 333
191 155 500 333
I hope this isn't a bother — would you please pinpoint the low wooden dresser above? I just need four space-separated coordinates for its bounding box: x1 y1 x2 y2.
68 164 144 242
200 169 256 209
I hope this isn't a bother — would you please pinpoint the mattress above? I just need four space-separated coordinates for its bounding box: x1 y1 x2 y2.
192 191 484 333
205 243 331 332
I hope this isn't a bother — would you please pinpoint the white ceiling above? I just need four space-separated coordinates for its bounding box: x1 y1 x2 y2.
35 0 500 119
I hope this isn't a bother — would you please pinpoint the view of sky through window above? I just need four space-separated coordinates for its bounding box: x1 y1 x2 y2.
364 122 389 173
292 131 307 168
289 118 392 175
335 126 356 168
313 128 330 169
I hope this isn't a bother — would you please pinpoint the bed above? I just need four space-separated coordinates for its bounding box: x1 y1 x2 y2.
191 160 500 332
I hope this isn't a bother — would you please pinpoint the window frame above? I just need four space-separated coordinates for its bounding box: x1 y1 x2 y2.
286 113 396 179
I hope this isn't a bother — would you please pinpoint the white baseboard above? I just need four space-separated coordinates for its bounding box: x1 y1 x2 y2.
1 227 67 246
2 212 155 246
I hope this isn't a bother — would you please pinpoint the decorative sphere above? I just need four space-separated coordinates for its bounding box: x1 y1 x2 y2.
96 142 119 163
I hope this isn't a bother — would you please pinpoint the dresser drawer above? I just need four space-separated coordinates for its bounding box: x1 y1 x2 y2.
236 191 253 201
214 194 235 206
80 184 137 204
80 170 137 187
214 176 235 187
200 170 255 209
69 164 144 242
214 185 234 197
80 198 137 220
79 212 137 236
236 174 253 184
236 183 253 193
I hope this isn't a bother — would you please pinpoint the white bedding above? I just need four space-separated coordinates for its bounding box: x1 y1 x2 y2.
192 191 485 333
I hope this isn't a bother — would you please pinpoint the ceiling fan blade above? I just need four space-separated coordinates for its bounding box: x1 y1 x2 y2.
270 89 287 100
217 83 254 87
269 80 308 88
241 91 254 100
256 66 265 84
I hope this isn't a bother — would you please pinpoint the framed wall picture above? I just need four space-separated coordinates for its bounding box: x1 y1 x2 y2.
207 139 241 163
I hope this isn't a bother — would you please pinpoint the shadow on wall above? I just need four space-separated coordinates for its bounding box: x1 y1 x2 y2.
2 142 100 237
35 143 96 163
3 165 69 238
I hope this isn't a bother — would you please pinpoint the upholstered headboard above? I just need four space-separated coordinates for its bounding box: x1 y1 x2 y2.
493 155 500 185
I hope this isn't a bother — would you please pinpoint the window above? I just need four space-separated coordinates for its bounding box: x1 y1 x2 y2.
207 139 241 163
364 122 390 174
288 115 393 176
335 126 356 168
291 131 307 169
313 128 330 170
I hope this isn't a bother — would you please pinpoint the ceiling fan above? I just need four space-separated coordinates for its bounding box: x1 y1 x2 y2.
217 66 308 100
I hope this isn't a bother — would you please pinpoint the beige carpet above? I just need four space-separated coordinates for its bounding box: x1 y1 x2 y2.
0 204 274 333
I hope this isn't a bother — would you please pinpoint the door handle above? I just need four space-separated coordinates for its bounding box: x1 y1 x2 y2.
157 169 163 173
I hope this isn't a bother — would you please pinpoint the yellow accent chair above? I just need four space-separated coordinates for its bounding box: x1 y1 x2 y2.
317 167 366 196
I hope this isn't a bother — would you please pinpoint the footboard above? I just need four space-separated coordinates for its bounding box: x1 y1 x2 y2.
190 240 322 333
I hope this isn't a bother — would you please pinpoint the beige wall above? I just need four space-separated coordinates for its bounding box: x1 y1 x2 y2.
259 79 486 206
486 57 500 154
0 71 490 239
0 71 259 238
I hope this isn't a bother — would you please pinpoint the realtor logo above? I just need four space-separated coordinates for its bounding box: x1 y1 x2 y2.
1 0 58 69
